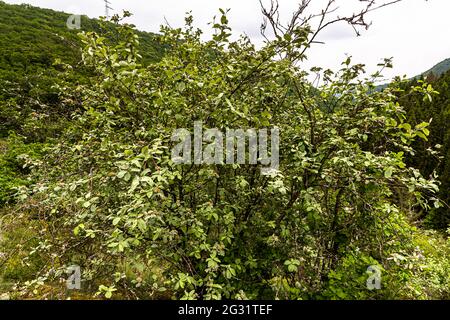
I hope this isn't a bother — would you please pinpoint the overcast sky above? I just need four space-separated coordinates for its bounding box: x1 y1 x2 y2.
4 0 450 82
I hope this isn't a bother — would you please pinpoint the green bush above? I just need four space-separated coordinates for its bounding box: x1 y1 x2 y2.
1 3 449 301
4 13 445 300
0 136 46 206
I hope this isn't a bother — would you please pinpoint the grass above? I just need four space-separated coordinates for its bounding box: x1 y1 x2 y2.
0 139 7 154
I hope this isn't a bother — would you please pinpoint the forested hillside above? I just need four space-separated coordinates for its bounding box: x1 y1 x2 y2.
376 58 450 92
0 1 449 301
399 70 450 229
422 58 450 78
0 1 163 205
0 0 163 137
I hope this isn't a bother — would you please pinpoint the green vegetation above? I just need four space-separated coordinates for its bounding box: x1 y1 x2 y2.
0 0 163 138
0 136 45 205
0 2 163 296
0 0 163 207
397 72 450 229
0 2 449 300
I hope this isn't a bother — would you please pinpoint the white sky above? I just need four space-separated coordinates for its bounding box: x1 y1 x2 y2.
4 0 450 81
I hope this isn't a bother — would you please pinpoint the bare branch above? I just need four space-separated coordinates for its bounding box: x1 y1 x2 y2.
260 0 403 60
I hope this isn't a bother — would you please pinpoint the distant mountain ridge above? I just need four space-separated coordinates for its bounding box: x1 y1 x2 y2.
376 57 450 91
422 58 450 77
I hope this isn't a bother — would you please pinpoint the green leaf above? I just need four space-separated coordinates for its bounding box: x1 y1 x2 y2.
129 176 140 192
117 171 127 179
384 167 393 178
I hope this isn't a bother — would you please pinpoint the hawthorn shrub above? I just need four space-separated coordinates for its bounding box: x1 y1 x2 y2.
1 12 449 300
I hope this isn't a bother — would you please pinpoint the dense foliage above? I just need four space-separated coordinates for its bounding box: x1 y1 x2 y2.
0 1 163 208
0 1 163 138
0 2 449 300
397 71 450 229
